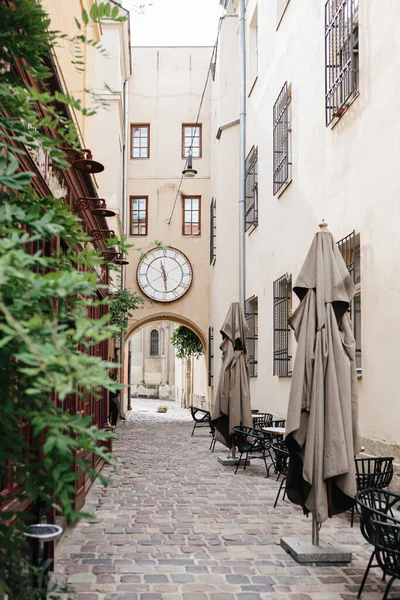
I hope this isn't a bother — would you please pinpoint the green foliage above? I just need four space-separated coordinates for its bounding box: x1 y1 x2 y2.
170 326 204 360
110 289 145 338
0 1 128 597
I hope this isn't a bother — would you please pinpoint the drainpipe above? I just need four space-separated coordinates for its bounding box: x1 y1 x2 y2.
238 0 246 309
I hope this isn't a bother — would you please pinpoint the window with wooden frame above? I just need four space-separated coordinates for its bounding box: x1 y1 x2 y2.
182 124 202 158
131 124 150 158
130 196 148 236
150 330 159 356
210 198 216 264
325 0 359 126
245 296 258 377
273 82 292 196
337 230 362 372
182 196 201 236
273 273 292 376
208 326 214 387
245 146 258 231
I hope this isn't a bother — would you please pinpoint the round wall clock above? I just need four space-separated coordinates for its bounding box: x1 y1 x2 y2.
136 246 193 303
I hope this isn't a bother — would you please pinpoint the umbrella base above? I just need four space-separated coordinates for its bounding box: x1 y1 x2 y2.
218 457 248 467
280 536 352 564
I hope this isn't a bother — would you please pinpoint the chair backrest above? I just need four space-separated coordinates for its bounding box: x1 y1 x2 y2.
355 457 394 492
355 488 400 546
371 518 400 579
233 426 261 451
272 444 289 476
253 413 273 427
190 406 211 422
272 419 286 428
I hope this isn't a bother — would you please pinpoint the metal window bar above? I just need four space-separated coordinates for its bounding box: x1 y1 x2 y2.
209 198 216 265
273 82 292 195
337 230 362 369
208 326 214 387
325 0 359 126
245 146 258 231
273 274 292 376
245 296 258 377
150 330 159 356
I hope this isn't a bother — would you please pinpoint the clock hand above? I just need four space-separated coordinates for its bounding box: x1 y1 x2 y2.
160 262 168 291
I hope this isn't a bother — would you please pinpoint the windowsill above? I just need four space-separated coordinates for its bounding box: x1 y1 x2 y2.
182 156 202 160
329 91 360 130
248 76 258 98
246 221 258 235
182 235 202 238
275 178 292 198
131 157 150 160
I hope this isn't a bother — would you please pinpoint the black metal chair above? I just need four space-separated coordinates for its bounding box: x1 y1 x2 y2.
351 457 395 527
232 426 270 475
252 413 273 427
190 406 213 437
271 440 289 508
355 488 400 599
253 419 286 469
371 518 400 600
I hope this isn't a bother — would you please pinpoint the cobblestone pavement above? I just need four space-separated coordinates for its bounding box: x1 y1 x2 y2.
53 399 391 600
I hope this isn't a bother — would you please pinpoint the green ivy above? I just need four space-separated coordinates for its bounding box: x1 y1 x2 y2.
0 1 129 597
170 326 204 360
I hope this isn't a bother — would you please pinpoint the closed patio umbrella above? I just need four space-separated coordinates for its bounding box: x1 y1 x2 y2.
211 302 253 449
285 222 361 528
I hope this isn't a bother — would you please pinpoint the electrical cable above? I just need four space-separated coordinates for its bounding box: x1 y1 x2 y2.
166 19 222 225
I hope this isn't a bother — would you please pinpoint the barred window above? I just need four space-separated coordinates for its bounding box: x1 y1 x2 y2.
150 330 159 356
208 326 214 387
273 274 292 376
245 296 258 377
325 0 359 126
337 230 362 372
245 146 258 232
273 82 292 196
210 198 216 265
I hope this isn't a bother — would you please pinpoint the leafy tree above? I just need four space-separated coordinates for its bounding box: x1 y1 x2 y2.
170 326 204 360
0 1 131 597
110 288 145 338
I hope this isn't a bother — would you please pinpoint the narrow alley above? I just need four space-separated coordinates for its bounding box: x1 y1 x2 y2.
53 400 388 600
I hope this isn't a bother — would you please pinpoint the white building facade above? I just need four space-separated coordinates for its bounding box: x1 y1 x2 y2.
209 0 400 478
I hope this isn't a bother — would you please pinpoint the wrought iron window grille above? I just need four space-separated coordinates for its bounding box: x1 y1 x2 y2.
208 326 214 387
150 329 159 356
245 146 258 232
245 296 258 377
273 274 292 376
273 82 292 196
337 230 362 371
210 198 217 265
325 0 359 126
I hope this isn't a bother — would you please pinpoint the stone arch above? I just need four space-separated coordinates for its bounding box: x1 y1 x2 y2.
125 312 207 350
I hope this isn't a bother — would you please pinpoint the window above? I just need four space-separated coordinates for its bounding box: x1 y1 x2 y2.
182 196 201 236
273 82 292 196
273 273 292 376
131 124 150 158
182 124 202 158
208 326 214 387
337 230 362 372
150 330 159 356
245 296 258 377
248 6 258 90
245 146 258 232
325 0 359 126
130 196 148 236
210 198 216 265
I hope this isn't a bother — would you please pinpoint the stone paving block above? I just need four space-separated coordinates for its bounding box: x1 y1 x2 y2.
53 399 386 600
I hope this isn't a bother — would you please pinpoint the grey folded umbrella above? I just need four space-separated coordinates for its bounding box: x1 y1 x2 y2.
211 302 253 449
285 225 361 524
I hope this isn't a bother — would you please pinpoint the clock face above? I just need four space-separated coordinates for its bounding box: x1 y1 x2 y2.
136 246 193 303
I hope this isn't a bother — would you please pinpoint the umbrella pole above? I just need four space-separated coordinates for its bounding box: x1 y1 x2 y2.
312 515 319 546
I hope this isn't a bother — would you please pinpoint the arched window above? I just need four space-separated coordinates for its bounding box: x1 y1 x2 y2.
150 329 159 356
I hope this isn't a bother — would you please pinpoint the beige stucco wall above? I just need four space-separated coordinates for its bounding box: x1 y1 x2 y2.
211 1 400 464
125 46 213 403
